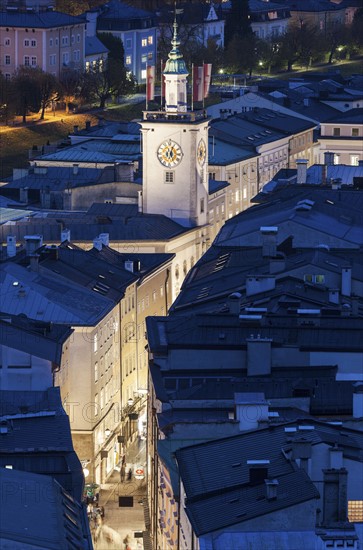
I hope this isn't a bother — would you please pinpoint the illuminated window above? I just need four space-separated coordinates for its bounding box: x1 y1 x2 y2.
141 38 147 47
304 274 313 283
351 155 359 166
126 55 131 65
95 361 98 382
315 274 325 284
148 35 153 45
334 154 340 165
348 501 363 522
94 333 98 352
141 69 146 79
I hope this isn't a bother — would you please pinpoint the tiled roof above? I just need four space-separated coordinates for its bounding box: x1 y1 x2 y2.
85 35 109 56
185 469 319 535
0 10 84 28
0 206 189 243
0 314 72 364
0 468 91 549
0 387 64 416
0 262 115 325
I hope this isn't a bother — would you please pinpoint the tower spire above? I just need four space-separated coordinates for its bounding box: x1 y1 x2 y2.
163 3 188 112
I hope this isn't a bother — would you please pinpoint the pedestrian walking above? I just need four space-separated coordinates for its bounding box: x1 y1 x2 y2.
120 464 126 482
127 467 132 481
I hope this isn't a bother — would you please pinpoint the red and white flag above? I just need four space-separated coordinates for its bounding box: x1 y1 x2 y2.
147 65 155 102
203 63 212 99
160 60 166 100
193 65 204 102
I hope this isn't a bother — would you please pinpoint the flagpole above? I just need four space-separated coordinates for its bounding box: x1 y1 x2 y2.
202 60 205 110
160 58 163 110
146 64 148 112
191 62 194 112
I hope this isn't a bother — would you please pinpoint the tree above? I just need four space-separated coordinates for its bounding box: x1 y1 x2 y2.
278 22 321 71
82 59 136 109
97 32 124 63
59 68 82 114
224 33 259 76
224 0 252 48
0 72 16 124
12 67 41 123
36 69 60 119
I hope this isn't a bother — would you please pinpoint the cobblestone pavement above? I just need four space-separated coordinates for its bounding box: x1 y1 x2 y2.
90 439 147 550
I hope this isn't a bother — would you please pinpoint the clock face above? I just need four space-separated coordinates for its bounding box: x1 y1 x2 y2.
157 139 183 168
197 139 206 166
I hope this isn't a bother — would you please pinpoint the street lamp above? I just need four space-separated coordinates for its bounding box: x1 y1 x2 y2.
127 398 134 406
105 427 111 438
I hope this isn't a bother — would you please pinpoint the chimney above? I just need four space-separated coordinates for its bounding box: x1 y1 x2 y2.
29 254 40 272
7 236 17 258
353 382 363 419
61 229 71 243
341 267 352 297
20 186 29 203
85 120 91 131
245 276 276 297
228 292 242 315
99 233 109 247
138 190 143 213
351 296 359 315
296 159 308 184
24 235 43 256
72 164 79 175
324 151 335 166
265 479 279 500
322 468 348 526
292 437 312 472
93 237 103 251
124 260 140 273
246 336 272 376
328 289 339 304
247 460 270 484
321 164 328 185
260 227 278 257
329 444 343 469
235 393 269 431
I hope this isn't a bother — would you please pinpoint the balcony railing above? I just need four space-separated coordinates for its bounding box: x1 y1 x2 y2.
142 110 208 123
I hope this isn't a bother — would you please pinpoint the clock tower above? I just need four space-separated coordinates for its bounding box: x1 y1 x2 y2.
140 15 209 227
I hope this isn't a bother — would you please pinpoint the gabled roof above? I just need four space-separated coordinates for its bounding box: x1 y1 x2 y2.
157 2 221 25
215 186 363 248
0 10 84 28
0 314 72 364
85 35 109 56
0 205 190 243
175 420 362 535
324 108 363 124
0 468 91 549
96 0 157 31
0 261 115 325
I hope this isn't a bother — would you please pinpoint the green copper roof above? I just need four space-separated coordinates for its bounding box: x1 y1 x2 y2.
163 17 188 75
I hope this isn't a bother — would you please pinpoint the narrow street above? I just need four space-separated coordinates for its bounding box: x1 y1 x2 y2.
90 439 148 550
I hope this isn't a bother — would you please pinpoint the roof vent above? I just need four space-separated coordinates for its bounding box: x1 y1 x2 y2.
0 421 8 434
